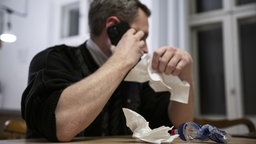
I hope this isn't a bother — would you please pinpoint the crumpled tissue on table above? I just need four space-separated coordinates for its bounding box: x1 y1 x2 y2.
123 108 179 144
124 54 190 104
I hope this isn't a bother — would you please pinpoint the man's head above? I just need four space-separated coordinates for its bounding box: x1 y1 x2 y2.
88 0 151 38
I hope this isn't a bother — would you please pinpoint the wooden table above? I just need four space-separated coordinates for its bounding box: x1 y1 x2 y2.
0 136 256 144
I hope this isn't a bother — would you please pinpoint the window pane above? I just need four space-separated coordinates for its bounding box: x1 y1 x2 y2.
237 0 256 5
196 0 222 13
61 2 79 38
68 9 79 36
196 24 226 115
239 17 256 115
0 11 3 34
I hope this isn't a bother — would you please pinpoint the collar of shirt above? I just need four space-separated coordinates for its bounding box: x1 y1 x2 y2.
86 39 109 66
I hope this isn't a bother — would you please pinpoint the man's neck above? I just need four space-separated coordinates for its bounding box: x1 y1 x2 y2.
91 34 112 57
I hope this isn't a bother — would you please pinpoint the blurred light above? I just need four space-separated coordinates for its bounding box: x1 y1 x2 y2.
0 32 17 43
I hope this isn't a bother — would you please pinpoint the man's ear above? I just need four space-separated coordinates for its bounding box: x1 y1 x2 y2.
106 16 120 28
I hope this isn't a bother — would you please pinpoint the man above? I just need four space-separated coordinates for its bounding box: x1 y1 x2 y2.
21 0 194 142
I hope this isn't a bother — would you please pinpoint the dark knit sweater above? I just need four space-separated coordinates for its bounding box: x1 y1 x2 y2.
21 41 172 141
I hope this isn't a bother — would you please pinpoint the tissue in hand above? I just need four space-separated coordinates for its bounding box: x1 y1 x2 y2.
124 54 190 104
122 108 179 144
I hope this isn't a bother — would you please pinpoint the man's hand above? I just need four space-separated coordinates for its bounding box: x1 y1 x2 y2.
151 46 193 81
111 29 148 68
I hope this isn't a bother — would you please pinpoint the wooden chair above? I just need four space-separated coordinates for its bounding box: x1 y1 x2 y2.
194 117 256 137
3 119 27 139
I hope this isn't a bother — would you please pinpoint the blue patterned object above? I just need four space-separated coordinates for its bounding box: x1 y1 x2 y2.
178 122 231 143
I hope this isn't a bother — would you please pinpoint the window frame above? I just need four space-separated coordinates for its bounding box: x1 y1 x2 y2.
187 0 256 134
50 0 90 46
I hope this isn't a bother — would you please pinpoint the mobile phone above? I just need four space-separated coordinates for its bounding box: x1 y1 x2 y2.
107 22 130 45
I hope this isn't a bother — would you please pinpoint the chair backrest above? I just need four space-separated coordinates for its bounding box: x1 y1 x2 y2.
194 117 256 134
3 119 27 139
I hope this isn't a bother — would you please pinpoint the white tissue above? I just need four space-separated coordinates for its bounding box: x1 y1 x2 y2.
122 108 179 144
124 54 190 104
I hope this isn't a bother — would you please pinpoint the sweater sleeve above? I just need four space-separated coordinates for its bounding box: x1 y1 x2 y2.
21 46 82 141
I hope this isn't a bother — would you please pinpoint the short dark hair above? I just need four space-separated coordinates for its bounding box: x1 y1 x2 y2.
88 0 151 37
